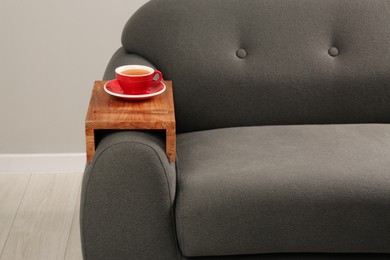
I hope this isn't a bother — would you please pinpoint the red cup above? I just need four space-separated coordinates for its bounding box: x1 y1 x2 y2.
115 65 163 95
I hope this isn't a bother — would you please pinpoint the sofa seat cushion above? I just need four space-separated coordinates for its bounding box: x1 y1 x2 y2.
175 124 390 257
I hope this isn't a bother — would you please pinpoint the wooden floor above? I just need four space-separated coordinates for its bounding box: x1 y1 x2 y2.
0 172 83 260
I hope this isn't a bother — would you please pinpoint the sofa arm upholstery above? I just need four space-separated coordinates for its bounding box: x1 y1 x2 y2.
80 130 180 260
103 47 157 80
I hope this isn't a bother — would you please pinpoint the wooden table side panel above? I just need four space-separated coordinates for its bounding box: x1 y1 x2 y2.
166 128 176 163
85 129 95 163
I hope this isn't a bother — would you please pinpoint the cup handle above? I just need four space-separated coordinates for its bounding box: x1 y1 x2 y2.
152 70 163 85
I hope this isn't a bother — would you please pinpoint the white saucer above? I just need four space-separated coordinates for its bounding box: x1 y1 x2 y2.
104 80 166 101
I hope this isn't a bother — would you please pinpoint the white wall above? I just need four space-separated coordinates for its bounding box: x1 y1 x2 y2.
0 0 149 154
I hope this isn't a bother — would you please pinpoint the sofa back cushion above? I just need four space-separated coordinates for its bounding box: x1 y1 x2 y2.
122 0 390 133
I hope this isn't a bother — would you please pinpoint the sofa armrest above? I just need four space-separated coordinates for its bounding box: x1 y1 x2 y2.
80 130 180 260
103 47 157 80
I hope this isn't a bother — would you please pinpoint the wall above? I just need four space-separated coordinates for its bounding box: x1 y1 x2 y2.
0 0 149 154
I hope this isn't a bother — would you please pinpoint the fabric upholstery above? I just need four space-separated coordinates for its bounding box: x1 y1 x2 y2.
176 124 390 257
80 129 390 260
83 0 390 259
80 131 179 260
119 0 390 133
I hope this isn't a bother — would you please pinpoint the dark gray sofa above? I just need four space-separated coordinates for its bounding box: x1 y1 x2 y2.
80 0 390 259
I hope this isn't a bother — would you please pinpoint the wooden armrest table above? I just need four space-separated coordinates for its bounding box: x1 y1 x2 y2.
85 80 176 163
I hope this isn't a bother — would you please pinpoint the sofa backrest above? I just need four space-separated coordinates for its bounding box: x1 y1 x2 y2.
121 0 390 133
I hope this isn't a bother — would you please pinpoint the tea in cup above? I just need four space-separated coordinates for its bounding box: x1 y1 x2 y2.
115 65 163 94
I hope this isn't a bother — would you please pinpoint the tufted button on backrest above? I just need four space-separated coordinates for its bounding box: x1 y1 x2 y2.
328 47 339 57
120 0 390 133
236 49 247 59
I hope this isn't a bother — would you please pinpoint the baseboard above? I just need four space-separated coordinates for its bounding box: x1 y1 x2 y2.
0 153 86 174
